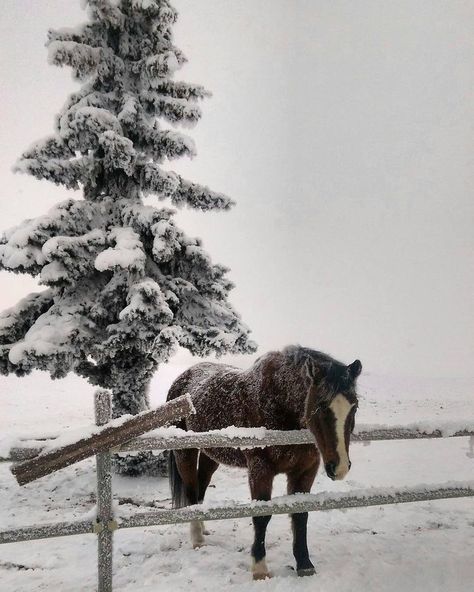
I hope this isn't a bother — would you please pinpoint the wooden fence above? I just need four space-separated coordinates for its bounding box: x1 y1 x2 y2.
1 390 473 592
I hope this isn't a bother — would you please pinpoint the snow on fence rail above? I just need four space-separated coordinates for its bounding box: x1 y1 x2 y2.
9 393 195 486
3 422 473 463
1 390 473 592
2 482 473 546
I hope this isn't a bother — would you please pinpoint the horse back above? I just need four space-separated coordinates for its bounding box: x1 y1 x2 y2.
166 355 315 471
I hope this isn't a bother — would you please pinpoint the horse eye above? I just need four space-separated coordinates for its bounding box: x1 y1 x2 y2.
349 411 356 432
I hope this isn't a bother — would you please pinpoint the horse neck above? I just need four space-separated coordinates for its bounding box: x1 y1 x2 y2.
272 364 308 423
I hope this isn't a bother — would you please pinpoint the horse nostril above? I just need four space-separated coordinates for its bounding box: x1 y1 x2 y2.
325 462 336 479
348 461 352 470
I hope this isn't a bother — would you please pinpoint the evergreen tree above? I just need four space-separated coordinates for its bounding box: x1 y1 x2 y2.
0 0 255 474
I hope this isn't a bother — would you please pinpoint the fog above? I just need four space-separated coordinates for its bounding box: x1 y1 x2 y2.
1 0 473 377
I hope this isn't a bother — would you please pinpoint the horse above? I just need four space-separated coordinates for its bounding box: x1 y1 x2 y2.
167 345 362 580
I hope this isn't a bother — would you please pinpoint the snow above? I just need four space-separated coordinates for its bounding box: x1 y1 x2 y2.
38 416 132 454
20 393 195 457
47 40 101 77
94 227 145 272
42 229 106 260
355 419 474 437
145 52 180 77
150 425 268 440
0 368 473 591
40 260 68 283
8 315 74 364
71 106 121 128
132 0 156 10
118 279 172 323
7 298 90 366
0 291 51 334
0 244 44 269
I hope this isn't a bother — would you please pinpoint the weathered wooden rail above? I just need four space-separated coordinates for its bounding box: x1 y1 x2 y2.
10 393 194 485
3 424 472 463
1 390 473 592
2 481 473 546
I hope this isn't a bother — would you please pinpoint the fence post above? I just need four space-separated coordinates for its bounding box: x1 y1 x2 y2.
95 389 113 592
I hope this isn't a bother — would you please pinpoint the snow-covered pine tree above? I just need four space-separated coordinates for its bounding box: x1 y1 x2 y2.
0 0 256 474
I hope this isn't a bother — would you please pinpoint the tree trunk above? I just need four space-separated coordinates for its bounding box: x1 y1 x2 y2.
110 357 168 477
111 385 149 418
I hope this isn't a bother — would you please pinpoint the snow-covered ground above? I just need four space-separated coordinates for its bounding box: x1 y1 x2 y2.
0 367 473 591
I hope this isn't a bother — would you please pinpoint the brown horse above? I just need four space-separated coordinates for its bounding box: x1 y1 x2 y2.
167 345 362 580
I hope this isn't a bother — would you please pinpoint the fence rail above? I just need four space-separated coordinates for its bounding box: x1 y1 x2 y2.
1 390 473 592
10 394 195 486
2 481 473 546
3 426 473 463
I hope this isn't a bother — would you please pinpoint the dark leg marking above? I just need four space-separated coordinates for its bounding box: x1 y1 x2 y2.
252 515 272 561
291 513 314 575
287 459 319 576
247 454 275 580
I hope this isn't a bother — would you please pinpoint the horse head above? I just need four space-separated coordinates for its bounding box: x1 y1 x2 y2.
303 357 362 480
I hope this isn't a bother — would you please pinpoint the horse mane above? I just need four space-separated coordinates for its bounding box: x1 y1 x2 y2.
281 345 356 404
283 345 336 368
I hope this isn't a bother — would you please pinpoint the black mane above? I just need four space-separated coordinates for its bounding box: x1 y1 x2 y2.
283 345 357 402
283 345 338 368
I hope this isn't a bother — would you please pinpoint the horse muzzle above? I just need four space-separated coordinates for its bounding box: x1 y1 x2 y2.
325 460 351 481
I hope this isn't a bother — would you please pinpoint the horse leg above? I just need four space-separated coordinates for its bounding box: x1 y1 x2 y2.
287 460 319 576
170 449 205 548
247 456 275 580
196 452 219 537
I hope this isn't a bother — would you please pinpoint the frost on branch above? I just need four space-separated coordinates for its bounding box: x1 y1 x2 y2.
172 178 234 211
47 40 102 80
2 0 256 474
140 91 202 125
6 282 97 379
0 290 54 376
94 227 145 272
99 130 136 174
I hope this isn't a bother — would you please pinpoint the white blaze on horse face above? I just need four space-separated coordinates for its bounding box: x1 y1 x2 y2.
329 394 354 480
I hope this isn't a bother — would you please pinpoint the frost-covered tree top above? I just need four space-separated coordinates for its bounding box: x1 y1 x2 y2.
0 0 255 405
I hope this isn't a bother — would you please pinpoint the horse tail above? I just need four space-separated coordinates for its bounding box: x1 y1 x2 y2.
167 413 194 509
168 447 189 509
166 368 198 509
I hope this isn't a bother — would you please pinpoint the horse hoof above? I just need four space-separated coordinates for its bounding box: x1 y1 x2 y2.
192 542 205 550
252 571 271 581
297 567 316 577
252 559 271 580
202 528 210 535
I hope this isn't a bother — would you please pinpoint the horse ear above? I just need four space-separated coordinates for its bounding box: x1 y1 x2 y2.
348 359 362 380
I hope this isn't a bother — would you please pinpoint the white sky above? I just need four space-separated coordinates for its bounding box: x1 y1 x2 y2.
0 0 473 378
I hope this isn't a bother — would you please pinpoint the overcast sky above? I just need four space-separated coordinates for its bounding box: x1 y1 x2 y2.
1 0 473 378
